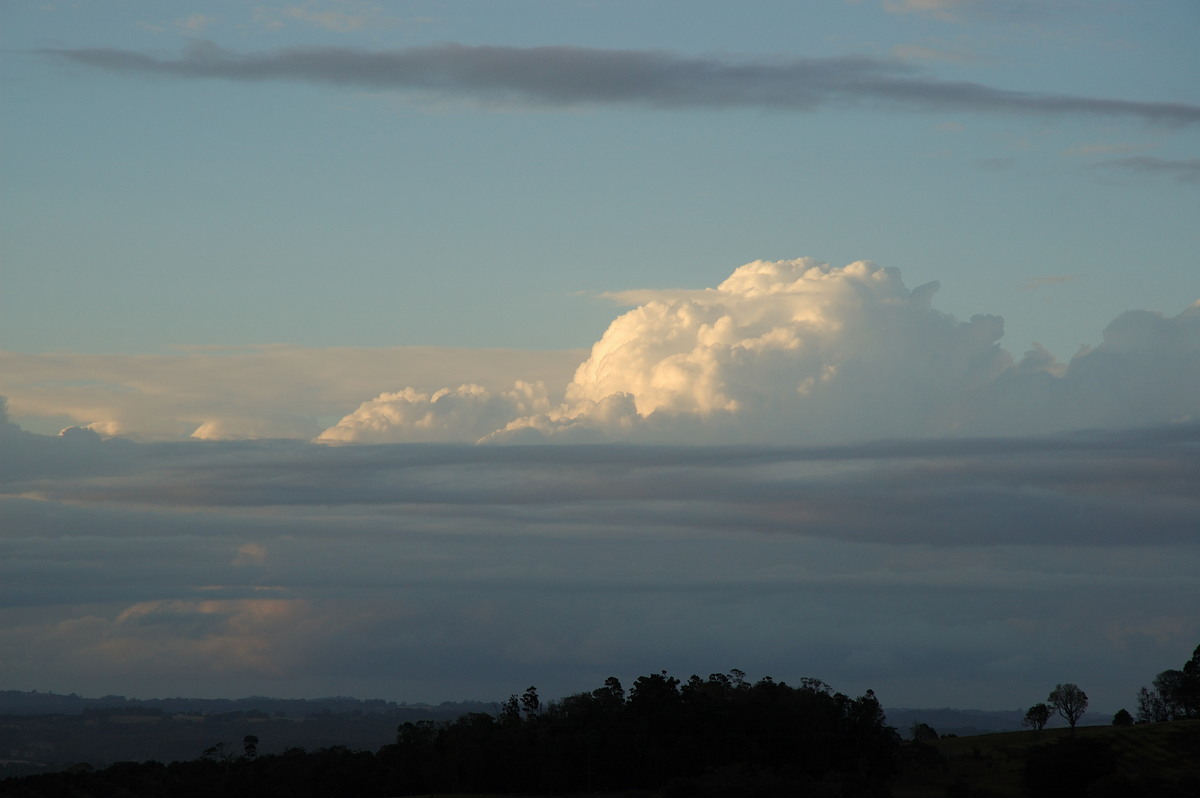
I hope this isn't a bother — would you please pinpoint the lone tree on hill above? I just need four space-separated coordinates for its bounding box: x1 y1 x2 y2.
1048 683 1088 732
1022 702 1052 731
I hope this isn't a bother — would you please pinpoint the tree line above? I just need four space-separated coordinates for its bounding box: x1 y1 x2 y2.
1019 643 1200 732
7 649 1196 797
1131 643 1200 723
383 670 898 796
0 670 899 797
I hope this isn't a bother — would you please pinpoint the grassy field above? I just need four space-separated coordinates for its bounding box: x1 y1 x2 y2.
891 718 1200 797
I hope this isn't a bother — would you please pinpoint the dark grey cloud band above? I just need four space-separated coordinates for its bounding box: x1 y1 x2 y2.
46 41 1200 125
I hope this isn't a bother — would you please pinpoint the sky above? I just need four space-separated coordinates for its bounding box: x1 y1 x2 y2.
1 0 1198 714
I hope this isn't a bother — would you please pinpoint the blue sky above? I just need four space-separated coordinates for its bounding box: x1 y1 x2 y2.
1 1 1198 714
4 0 1197 361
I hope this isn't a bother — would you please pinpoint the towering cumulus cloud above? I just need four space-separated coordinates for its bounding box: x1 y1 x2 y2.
319 257 1199 445
321 259 1020 444
493 258 1010 443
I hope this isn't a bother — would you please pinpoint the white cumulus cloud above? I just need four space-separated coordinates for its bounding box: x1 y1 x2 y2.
317 381 551 444
319 258 1199 446
977 301 1200 433
0 346 579 441
497 258 1010 443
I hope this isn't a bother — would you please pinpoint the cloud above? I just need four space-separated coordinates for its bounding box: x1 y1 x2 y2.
8 261 1194 449
321 258 1199 446
0 397 142 484
252 2 405 32
488 259 1009 444
1063 141 1153 157
176 14 216 33
233 543 268 567
0 345 580 440
317 382 551 444
1090 156 1200 183
2 411 1198 705
283 6 369 32
977 303 1200 433
190 415 324 441
2 598 318 685
882 0 969 17
42 42 1200 125
877 0 1060 24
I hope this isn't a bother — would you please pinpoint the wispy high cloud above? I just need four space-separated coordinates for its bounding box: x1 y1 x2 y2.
1091 156 1200 183
177 14 217 33
282 6 370 32
882 0 971 22
253 2 406 33
43 42 1200 124
878 0 1061 24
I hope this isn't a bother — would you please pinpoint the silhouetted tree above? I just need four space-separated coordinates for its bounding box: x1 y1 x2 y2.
1181 643 1200 718
1137 670 1187 722
1135 644 1200 723
1137 685 1168 723
910 721 939 741
1048 684 1088 732
1111 708 1133 726
1154 670 1187 720
602 675 625 703
520 685 540 719
241 735 258 759
629 670 681 711
498 693 521 724
1023 702 1052 731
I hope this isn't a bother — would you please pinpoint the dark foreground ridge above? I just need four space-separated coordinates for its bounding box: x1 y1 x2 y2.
2 671 897 797
3 646 1198 796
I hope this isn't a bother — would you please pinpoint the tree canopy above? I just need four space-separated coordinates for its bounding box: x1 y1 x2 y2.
1136 643 1200 722
1048 684 1088 731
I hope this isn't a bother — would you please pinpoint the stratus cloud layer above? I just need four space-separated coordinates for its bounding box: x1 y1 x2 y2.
319 258 1200 445
3 401 1198 706
46 42 1200 125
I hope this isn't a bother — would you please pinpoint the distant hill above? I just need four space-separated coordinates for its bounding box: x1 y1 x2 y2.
0 691 495 779
1 689 1116 780
0 690 493 718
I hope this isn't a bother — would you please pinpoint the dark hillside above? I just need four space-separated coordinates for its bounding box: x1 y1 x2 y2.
892 718 1200 797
